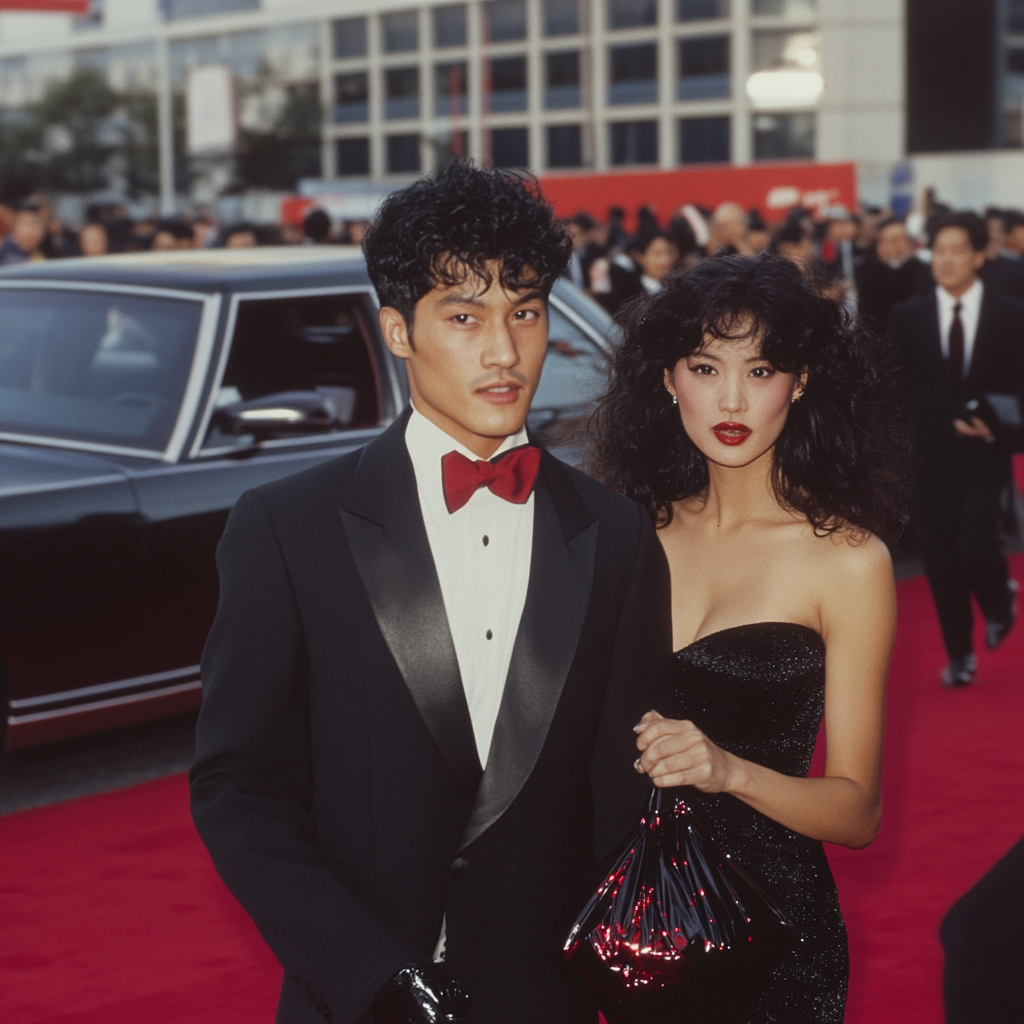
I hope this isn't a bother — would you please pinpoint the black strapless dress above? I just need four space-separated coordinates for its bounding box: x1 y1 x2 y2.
673 622 848 1024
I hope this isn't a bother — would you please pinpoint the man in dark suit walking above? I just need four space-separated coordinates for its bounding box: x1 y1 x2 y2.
889 212 1024 687
190 164 674 1024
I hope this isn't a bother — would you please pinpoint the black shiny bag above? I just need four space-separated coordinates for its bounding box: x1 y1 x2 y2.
558 787 798 1024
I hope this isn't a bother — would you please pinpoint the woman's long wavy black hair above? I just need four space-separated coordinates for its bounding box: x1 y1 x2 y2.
589 253 912 545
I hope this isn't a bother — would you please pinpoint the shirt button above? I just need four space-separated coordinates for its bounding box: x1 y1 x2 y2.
483 535 489 546
486 630 493 640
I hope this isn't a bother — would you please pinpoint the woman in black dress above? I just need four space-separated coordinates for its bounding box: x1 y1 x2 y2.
591 254 912 1022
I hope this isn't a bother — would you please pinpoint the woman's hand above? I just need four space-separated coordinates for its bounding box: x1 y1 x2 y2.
634 711 735 792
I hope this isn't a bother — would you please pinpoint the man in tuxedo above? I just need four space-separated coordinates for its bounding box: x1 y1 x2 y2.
190 163 674 1024
888 212 1024 687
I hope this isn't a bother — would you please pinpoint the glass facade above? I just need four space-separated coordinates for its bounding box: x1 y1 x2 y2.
677 0 728 20
609 43 658 104
545 50 581 108
608 0 657 30
680 115 730 162
544 0 580 36
336 137 370 176
677 35 729 99
491 55 528 111
492 127 529 166
610 120 658 164
434 5 468 47
13 0 831 181
385 66 420 119
753 111 814 158
387 134 421 172
335 72 369 123
332 17 367 58
382 11 419 53
485 0 527 41
548 123 583 166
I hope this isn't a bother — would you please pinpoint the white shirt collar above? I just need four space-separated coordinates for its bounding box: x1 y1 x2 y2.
936 277 983 314
405 404 529 476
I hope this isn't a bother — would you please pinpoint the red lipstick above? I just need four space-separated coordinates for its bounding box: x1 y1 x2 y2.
711 421 752 446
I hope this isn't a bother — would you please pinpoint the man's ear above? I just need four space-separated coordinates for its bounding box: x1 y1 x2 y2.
379 306 414 358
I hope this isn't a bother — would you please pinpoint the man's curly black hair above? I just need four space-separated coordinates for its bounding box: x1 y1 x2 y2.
362 162 572 324
589 253 913 545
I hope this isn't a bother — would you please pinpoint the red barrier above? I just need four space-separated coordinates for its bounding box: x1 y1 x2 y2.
539 162 858 231
0 1 90 10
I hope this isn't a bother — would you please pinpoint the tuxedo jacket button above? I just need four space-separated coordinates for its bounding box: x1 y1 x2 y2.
450 857 470 879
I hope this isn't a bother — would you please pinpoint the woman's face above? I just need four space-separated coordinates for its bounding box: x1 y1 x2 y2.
664 331 804 468
636 237 680 282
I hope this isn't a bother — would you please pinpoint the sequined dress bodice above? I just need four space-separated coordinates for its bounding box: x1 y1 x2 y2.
674 622 847 1024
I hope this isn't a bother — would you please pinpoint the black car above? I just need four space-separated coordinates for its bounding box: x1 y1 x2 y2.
0 247 615 751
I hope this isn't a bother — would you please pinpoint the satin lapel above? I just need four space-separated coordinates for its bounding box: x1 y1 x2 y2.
458 452 598 851
341 411 482 794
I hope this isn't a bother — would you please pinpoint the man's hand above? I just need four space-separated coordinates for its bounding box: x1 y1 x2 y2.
370 963 473 1024
953 416 993 439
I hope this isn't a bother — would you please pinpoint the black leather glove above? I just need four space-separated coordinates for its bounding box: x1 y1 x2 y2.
370 963 473 1024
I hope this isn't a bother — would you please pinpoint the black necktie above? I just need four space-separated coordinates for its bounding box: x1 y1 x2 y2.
948 301 964 384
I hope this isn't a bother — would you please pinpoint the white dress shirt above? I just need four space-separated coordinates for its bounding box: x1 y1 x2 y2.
405 408 534 769
937 279 983 375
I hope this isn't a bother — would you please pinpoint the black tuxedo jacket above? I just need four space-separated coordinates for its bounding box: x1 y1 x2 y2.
190 410 674 1024
854 254 932 332
888 287 1024 472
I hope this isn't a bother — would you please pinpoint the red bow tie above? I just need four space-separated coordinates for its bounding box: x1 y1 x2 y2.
441 445 541 514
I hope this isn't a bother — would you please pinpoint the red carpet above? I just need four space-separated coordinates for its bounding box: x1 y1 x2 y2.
2 557 1022 1024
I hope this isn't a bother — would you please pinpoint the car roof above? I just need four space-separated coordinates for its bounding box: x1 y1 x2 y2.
0 246 373 294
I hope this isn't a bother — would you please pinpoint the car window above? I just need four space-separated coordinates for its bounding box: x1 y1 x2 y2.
203 292 381 449
531 302 609 414
0 288 203 452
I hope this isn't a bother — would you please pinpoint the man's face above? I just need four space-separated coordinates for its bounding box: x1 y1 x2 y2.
13 211 44 253
379 260 548 459
931 226 984 294
876 223 912 266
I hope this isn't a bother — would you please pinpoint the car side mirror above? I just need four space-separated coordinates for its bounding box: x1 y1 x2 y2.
214 390 338 440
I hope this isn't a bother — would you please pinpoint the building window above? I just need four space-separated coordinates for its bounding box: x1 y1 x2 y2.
491 127 529 167
609 43 658 105
434 5 468 48
161 0 259 19
752 0 817 17
435 61 468 116
383 11 419 54
749 30 821 108
485 0 527 42
608 0 657 30
753 111 814 158
490 55 528 111
677 35 729 99
385 66 420 119
548 124 583 166
676 0 729 20
680 115 730 162
333 17 367 59
544 0 580 36
545 50 580 108
336 137 370 176
387 134 421 172
335 72 369 123
610 120 658 164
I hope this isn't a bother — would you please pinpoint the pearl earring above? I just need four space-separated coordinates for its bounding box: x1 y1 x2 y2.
671 394 678 405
